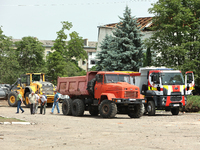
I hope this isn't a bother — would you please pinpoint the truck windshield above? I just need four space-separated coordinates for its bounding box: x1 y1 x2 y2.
104 74 130 84
161 73 184 85
32 74 43 82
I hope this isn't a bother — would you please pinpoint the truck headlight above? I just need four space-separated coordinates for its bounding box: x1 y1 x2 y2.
162 97 166 105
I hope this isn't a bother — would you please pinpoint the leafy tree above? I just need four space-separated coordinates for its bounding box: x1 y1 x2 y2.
96 6 144 71
46 52 86 85
143 47 152 67
67 31 87 61
14 36 46 73
0 27 19 84
148 0 200 86
46 51 68 85
90 65 97 71
51 21 72 56
47 21 87 84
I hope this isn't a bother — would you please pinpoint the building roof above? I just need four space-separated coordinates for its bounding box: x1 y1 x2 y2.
103 17 153 31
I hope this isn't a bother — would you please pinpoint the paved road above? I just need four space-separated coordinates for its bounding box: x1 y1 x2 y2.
0 100 200 150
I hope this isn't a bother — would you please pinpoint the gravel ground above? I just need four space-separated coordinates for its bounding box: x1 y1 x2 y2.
0 100 200 150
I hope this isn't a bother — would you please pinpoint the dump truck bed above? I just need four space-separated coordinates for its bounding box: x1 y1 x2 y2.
57 71 97 96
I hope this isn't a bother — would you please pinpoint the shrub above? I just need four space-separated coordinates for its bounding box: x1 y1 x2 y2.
183 95 200 112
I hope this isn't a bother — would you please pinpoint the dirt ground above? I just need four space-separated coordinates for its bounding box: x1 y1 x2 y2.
0 100 200 150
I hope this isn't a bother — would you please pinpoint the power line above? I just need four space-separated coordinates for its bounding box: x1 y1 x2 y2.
0 0 156 7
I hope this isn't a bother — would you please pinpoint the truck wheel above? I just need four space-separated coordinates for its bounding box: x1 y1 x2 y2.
24 92 30 108
71 99 85 116
128 104 144 118
89 106 99 116
147 101 155 116
171 107 179 115
87 78 96 97
99 100 117 118
8 92 18 107
62 99 72 115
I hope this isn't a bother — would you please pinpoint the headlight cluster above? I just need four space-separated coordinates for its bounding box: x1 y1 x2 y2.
162 97 167 105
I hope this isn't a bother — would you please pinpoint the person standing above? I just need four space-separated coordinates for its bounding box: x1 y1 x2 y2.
28 91 36 114
50 90 60 114
40 92 47 115
16 91 24 114
34 91 40 114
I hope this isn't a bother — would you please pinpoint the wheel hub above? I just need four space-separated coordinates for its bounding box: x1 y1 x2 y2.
103 105 109 114
10 96 15 103
147 104 152 112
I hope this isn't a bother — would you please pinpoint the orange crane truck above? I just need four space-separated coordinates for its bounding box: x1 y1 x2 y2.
57 71 146 118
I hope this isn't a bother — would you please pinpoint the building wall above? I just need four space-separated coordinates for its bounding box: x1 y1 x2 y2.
87 51 97 70
97 26 114 52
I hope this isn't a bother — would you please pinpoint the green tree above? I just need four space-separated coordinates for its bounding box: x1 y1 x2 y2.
0 27 19 84
96 34 114 71
51 21 72 56
143 47 152 67
67 31 87 61
148 0 200 85
46 51 68 85
14 36 46 73
96 6 144 71
90 65 97 71
47 21 87 84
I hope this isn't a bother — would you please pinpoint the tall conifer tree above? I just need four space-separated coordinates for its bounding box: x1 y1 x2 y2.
96 34 114 71
96 6 144 71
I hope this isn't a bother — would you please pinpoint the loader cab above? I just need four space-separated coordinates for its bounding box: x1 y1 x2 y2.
21 74 30 87
20 73 46 86
30 73 45 82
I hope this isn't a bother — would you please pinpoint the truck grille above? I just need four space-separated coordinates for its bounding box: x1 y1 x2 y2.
171 96 182 101
171 92 181 95
124 91 138 98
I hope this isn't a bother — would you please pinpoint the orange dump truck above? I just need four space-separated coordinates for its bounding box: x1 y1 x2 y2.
57 71 145 118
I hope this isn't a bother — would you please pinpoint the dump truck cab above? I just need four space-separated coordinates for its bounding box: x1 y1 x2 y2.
94 71 144 103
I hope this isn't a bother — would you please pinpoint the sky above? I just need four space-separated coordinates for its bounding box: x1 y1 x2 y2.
0 0 158 42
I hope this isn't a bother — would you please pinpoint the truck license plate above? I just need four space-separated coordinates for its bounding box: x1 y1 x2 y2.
173 104 179 107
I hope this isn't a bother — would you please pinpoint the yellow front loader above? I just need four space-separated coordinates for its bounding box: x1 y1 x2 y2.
7 73 55 107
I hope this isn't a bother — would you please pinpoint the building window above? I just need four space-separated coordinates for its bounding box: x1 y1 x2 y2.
90 60 96 65
82 61 86 65
46 51 51 55
89 52 92 55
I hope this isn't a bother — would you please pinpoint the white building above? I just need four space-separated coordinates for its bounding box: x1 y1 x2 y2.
97 17 154 52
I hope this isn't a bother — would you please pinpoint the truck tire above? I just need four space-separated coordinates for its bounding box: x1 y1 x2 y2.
87 78 96 97
8 92 18 107
128 104 144 118
171 107 179 115
147 101 155 116
89 106 99 116
99 100 117 118
62 99 72 115
71 99 85 116
24 92 30 108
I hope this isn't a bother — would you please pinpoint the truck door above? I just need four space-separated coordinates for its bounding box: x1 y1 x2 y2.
94 74 103 99
149 72 162 94
185 71 194 95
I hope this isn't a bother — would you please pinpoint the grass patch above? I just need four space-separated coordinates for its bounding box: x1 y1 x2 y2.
0 116 25 122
